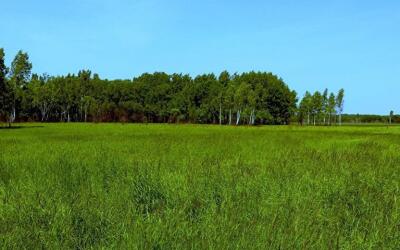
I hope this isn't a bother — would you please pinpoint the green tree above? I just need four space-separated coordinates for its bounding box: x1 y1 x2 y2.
218 71 231 124
234 81 251 125
247 88 257 125
298 94 306 125
322 88 328 125
299 91 312 125
327 92 336 125
9 50 32 123
224 79 236 125
336 88 345 125
311 91 323 125
0 48 11 126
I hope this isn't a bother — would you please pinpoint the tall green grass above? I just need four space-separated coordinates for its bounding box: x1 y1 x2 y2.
1 124 399 249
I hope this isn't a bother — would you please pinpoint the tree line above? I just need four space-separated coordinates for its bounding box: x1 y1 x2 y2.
1 49 347 126
341 114 399 124
297 88 345 126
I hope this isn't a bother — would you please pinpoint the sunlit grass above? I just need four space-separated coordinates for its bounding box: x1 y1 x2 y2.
1 123 399 248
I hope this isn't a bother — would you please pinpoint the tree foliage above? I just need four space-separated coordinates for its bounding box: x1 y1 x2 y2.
298 88 345 126
1 48 345 126
0 48 11 125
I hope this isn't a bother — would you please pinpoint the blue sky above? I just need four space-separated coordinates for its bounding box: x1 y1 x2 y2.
1 0 399 114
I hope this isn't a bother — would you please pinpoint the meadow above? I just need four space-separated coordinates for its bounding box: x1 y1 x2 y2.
0 123 399 249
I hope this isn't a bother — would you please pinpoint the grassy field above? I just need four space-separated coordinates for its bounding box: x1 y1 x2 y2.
1 123 399 249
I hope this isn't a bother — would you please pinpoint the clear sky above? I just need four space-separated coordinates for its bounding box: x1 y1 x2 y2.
1 0 399 114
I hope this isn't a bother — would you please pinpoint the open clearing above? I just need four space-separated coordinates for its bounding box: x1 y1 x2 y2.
1 124 400 248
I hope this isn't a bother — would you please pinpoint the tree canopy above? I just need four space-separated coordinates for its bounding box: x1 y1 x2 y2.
0 49 350 126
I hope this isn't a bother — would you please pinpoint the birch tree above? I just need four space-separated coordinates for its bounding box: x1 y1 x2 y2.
336 89 345 126
304 91 312 125
9 50 32 123
224 81 236 125
234 82 250 125
322 88 328 125
247 88 256 125
311 91 323 125
327 93 336 125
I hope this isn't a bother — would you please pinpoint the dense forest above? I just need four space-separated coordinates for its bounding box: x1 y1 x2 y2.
0 49 353 126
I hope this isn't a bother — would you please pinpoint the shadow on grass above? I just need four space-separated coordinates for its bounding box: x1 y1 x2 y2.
0 125 44 130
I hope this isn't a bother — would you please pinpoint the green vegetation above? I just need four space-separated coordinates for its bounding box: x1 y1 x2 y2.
2 48 398 127
341 113 400 124
1 48 349 126
297 88 345 126
1 123 399 248
0 49 299 125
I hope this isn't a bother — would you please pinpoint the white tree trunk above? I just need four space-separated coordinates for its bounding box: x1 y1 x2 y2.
40 103 48 122
249 109 255 125
236 110 241 125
